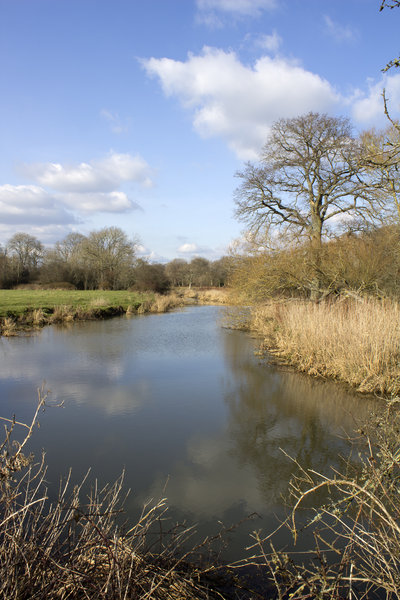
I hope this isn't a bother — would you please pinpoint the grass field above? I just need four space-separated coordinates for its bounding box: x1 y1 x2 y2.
0 289 150 317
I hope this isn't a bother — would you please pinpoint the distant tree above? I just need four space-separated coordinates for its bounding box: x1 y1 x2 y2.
55 233 87 262
80 227 137 289
132 260 170 293
165 259 188 287
235 112 372 298
210 256 232 287
190 257 211 287
0 244 9 288
7 232 43 283
52 233 89 288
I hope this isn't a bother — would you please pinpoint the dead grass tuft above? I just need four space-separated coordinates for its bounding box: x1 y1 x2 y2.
31 308 46 326
50 305 75 323
196 289 231 305
89 296 108 307
1 316 17 336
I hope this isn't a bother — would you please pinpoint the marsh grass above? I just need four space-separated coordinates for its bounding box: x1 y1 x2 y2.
178 288 231 305
250 298 400 395
31 308 46 326
196 289 231 305
1 316 17 336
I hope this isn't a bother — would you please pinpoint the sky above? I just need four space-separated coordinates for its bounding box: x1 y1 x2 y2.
0 0 400 262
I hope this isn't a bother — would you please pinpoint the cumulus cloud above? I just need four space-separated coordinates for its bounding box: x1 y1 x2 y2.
352 73 400 124
178 243 198 253
176 241 221 259
22 152 154 193
142 47 341 159
61 191 141 214
255 31 282 53
324 15 357 43
0 185 77 226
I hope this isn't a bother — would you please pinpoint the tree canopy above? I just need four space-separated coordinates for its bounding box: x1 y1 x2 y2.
235 113 372 249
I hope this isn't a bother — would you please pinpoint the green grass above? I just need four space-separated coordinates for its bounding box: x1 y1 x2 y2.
0 290 152 317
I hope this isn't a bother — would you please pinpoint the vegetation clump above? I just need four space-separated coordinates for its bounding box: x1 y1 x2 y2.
247 297 400 396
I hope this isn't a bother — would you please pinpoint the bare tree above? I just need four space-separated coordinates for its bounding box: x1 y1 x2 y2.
7 232 43 283
235 112 371 298
80 227 137 289
165 259 188 287
361 124 400 223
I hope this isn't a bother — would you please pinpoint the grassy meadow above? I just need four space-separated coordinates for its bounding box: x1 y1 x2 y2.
0 289 189 335
0 287 232 336
0 289 149 316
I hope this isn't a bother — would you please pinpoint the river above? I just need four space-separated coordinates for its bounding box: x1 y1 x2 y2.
0 305 376 560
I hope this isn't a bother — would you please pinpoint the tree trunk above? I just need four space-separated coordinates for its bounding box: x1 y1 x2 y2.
310 214 323 301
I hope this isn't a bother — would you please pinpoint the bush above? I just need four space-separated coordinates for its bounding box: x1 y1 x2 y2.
249 402 400 599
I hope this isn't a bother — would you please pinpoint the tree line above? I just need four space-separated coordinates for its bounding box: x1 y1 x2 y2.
0 228 231 292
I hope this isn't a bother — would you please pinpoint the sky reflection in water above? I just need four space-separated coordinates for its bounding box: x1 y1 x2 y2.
0 306 376 558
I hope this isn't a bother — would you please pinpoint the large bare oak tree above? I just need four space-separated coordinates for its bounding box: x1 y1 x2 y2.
234 112 371 298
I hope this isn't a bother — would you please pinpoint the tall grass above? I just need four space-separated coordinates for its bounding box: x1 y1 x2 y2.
250 298 400 395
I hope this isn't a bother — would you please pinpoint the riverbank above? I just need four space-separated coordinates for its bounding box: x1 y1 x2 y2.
246 297 400 397
0 287 231 336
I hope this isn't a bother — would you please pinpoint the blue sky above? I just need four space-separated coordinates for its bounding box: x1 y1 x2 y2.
1 0 399 261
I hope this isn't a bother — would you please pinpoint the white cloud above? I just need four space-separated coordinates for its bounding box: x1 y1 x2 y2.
196 0 276 17
352 73 400 124
176 242 222 259
196 0 276 27
143 47 341 159
0 185 76 226
178 243 198 253
23 152 154 193
100 109 129 134
324 15 357 43
255 31 282 53
61 191 141 214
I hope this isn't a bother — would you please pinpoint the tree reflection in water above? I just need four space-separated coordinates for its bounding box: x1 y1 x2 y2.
222 329 377 508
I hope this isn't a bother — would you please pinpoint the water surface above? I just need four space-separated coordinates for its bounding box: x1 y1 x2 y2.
0 306 375 559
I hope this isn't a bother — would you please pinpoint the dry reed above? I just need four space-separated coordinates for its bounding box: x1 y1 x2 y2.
250 297 400 395
0 316 17 336
50 304 75 323
196 289 231 305
242 402 400 599
31 308 46 326
89 296 108 307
